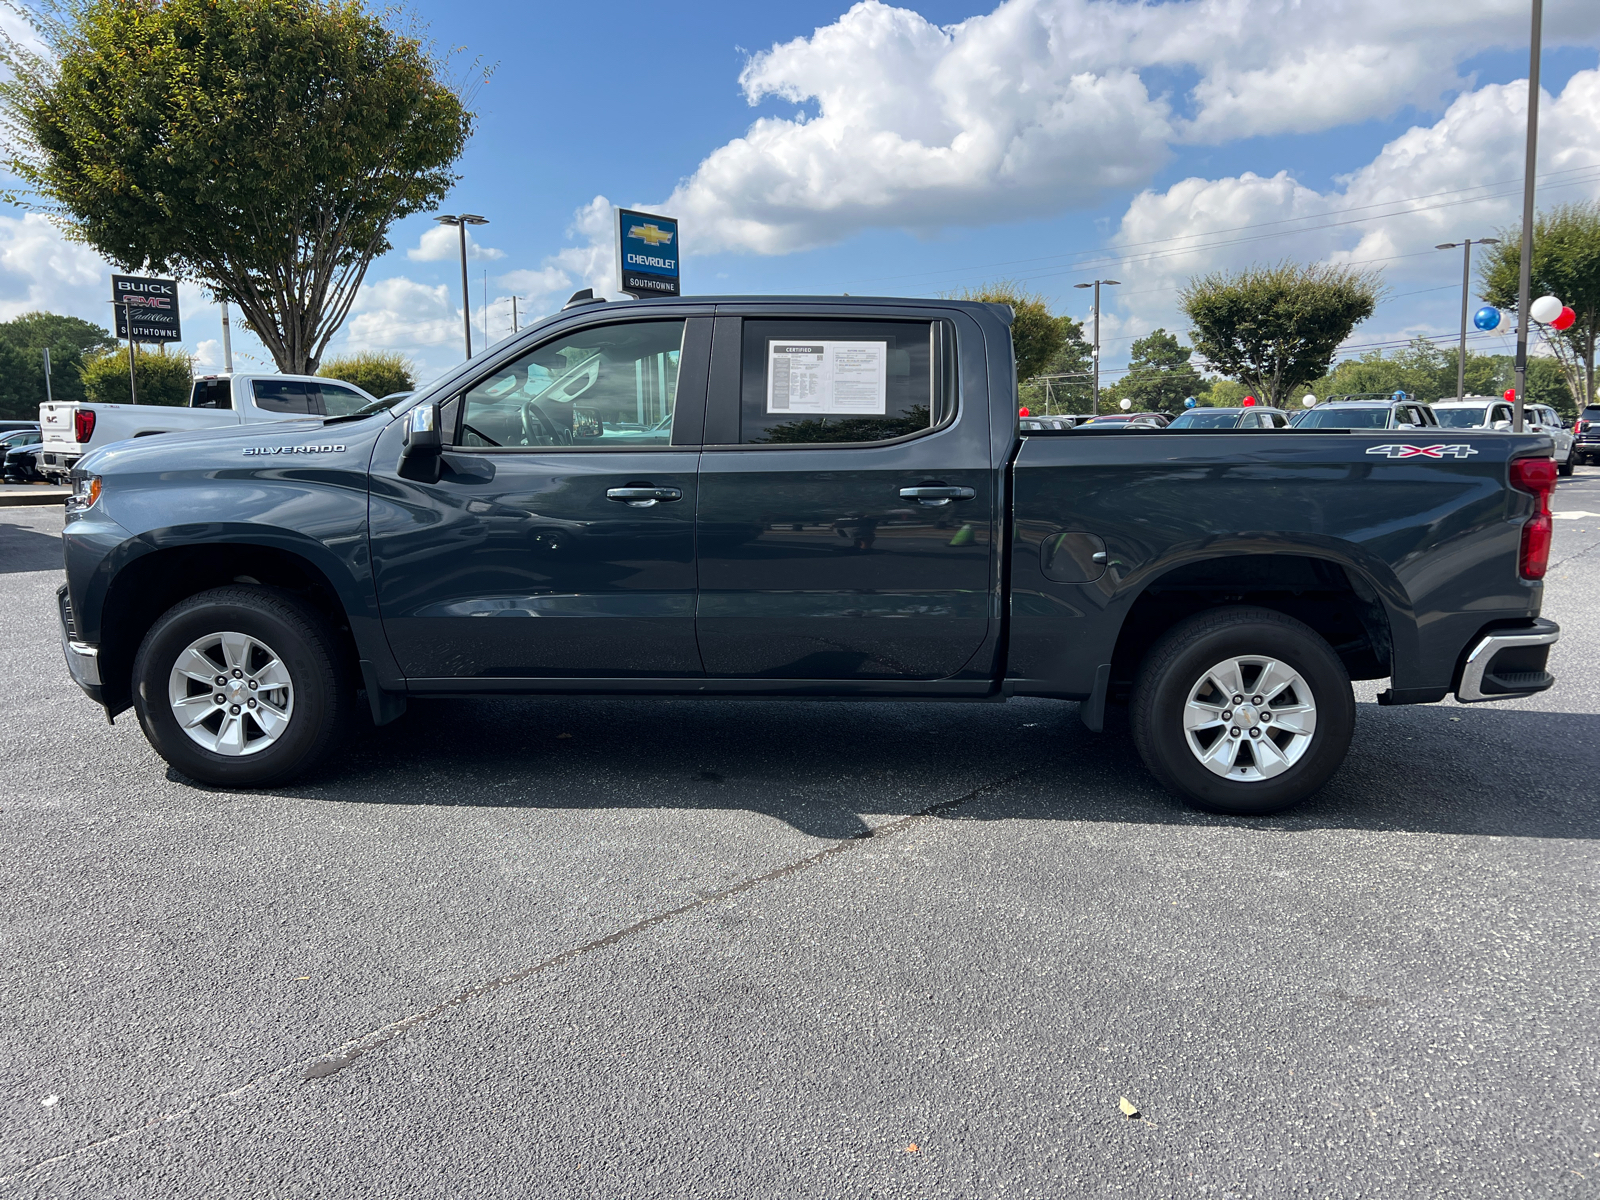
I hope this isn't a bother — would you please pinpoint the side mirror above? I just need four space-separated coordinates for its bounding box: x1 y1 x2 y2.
1492 420 1512 432
399 403 443 482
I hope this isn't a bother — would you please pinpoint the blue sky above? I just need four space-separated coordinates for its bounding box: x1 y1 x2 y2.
3 0 1599 387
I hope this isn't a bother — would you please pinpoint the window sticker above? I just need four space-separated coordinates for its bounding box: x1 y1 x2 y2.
766 340 888 415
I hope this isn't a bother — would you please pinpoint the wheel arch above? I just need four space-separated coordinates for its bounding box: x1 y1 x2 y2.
87 528 382 716
1104 548 1409 701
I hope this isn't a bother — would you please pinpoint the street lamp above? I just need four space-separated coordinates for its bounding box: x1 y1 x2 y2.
1436 238 1499 400
434 213 489 359
1073 279 1120 415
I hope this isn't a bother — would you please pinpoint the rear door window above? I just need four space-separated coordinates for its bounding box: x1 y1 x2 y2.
737 319 949 445
315 383 368 417
252 379 317 414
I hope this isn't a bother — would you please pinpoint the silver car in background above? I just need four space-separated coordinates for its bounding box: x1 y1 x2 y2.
1433 397 1576 475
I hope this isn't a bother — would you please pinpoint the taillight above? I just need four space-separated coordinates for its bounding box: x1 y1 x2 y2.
73 409 96 444
1510 456 1557 580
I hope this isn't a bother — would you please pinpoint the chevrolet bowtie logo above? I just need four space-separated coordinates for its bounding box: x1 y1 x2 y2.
627 222 674 247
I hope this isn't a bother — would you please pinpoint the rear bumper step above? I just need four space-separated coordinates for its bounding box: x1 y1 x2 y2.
1456 619 1560 703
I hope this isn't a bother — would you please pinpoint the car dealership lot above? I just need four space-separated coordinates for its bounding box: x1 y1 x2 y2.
3 475 1598 1198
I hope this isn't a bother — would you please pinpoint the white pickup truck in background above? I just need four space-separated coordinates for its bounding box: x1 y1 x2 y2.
37 372 377 483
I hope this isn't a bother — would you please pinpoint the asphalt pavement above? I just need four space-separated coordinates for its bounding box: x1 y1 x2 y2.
2 470 1598 1199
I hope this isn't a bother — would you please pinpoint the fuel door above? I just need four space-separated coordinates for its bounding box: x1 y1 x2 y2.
1041 531 1107 583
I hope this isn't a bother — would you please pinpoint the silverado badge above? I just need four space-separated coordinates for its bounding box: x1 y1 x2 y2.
243 444 346 456
1365 444 1479 459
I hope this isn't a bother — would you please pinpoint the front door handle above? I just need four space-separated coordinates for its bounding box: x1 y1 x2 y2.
606 486 682 508
899 485 976 507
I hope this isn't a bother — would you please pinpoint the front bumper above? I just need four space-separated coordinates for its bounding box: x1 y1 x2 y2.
57 584 103 698
1455 618 1559 703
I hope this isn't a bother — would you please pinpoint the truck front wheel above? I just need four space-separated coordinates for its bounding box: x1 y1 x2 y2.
132 587 350 788
1131 606 1355 815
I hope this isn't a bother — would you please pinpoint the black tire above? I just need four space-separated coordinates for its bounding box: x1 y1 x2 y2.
1131 606 1355 816
1559 449 1575 476
132 586 350 787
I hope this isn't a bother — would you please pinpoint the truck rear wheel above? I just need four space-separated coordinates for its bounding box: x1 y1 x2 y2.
132 587 349 787
1131 606 1354 815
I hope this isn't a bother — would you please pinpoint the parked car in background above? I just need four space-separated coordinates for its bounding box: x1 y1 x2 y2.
4 439 43 483
1292 397 1439 430
1433 398 1575 474
1167 406 1291 430
1084 412 1171 428
1574 403 1600 466
1 425 41 452
0 419 39 434
37 372 376 483
1431 396 1514 431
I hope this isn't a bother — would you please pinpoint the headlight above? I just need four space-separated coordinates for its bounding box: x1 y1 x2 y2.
66 473 102 513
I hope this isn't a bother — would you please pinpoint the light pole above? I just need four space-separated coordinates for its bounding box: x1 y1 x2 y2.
1512 0 1543 433
434 213 488 359
220 300 234 372
1436 238 1499 400
1073 279 1120 415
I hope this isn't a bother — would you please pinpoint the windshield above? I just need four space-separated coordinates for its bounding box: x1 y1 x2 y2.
1434 406 1488 428
1296 407 1390 429
1167 410 1239 429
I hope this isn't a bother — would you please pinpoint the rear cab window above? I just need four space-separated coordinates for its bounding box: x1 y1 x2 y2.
190 379 233 410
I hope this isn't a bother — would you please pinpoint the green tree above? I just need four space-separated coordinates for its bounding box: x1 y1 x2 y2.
1019 315 1094 414
0 310 113 418
947 282 1065 381
319 350 417 398
1480 201 1600 406
1181 262 1383 405
81 346 194 407
1104 328 1207 412
1 0 477 374
1309 342 1575 413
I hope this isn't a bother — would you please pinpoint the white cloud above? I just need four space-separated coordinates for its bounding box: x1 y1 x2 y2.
346 276 462 348
1103 65 1600 357
407 222 505 262
646 0 1600 255
0 213 109 321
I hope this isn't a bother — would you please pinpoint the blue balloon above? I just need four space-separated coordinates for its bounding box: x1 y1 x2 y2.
1184 396 1197 408
1392 390 1408 401
1474 305 1501 331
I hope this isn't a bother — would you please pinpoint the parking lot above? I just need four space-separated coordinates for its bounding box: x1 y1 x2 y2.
3 472 1598 1199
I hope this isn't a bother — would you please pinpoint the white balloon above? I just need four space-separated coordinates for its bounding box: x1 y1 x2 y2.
1302 395 1317 407
1119 398 1132 411
1530 294 1563 324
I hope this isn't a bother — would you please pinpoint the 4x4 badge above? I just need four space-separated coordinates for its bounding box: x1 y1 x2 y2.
1365 444 1479 459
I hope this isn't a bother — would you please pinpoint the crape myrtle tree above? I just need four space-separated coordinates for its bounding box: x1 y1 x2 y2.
1480 201 1600 407
1020 316 1095 415
946 282 1067 383
1180 262 1382 406
0 0 477 374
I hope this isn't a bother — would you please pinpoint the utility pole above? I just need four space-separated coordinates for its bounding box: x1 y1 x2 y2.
434 213 489 360
42 347 52 404
220 300 234 372
1074 279 1120 416
511 295 520 334
1512 0 1543 433
1436 238 1499 400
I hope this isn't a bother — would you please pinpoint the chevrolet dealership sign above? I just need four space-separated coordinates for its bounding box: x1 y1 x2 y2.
616 209 680 299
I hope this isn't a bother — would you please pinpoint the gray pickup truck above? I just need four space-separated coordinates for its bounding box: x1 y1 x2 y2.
57 294 1559 815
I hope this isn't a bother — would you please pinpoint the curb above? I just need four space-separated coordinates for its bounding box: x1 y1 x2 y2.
0 490 68 508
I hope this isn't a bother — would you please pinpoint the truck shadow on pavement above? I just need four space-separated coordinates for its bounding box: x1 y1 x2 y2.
268 695 1600 842
0 522 63 574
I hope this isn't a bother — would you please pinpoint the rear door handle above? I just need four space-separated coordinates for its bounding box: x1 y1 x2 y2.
899 486 976 506
606 486 682 507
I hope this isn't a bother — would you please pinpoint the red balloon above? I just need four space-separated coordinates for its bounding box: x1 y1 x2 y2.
1504 389 1517 402
1242 395 1256 406
1018 407 1030 417
1553 306 1577 331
